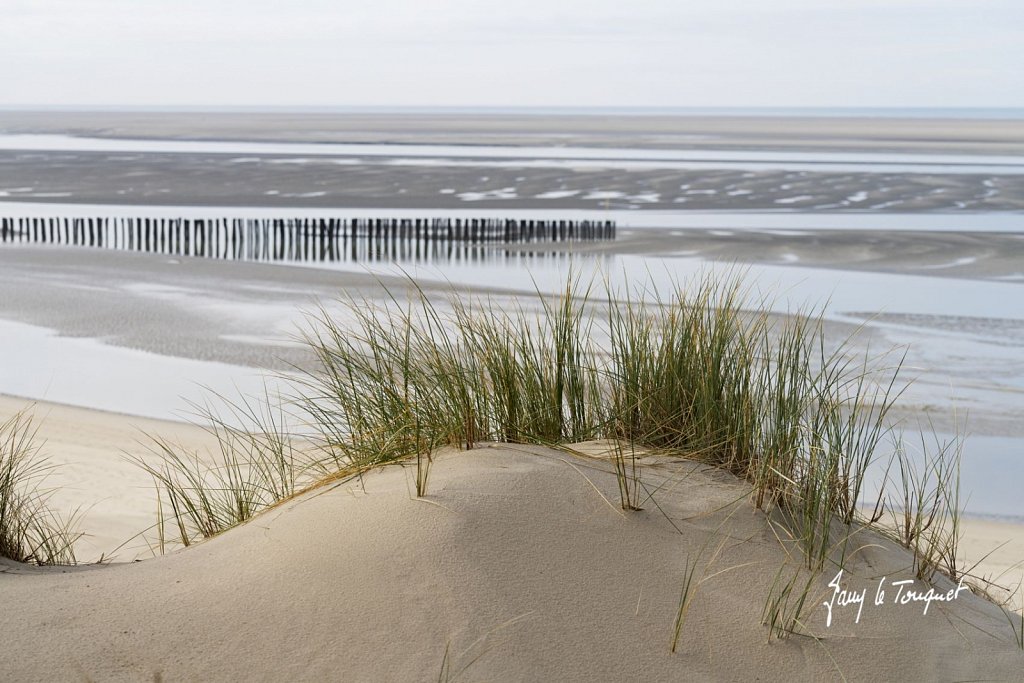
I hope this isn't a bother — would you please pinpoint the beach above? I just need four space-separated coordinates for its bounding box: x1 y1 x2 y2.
3 392 1021 595
1 214 1022 510
1 416 1021 680
1 237 1021 596
1 238 1022 604
2 111 1023 680
2 112 1024 213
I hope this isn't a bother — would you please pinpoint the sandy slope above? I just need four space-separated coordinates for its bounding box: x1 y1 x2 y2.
955 517 1024 608
0 395 220 561
2 442 1022 682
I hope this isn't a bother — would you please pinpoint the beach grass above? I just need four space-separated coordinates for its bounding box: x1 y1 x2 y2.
135 271 966 586
0 410 78 565
885 429 965 583
414 416 434 497
761 564 818 640
1007 587 1024 650
610 438 643 511
669 548 704 654
130 392 303 547
295 274 924 568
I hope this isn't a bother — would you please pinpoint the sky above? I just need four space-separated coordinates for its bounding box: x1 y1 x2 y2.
1 0 1022 109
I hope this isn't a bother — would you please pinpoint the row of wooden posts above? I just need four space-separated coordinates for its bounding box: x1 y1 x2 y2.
0 216 616 263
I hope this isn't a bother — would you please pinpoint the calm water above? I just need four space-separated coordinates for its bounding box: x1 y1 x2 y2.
1 198 1021 519
862 434 1024 522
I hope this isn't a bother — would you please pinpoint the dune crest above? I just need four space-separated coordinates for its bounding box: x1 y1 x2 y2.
1 445 1019 682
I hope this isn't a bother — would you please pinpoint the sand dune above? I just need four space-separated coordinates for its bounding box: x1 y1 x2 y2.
2 440 1022 681
0 395 220 561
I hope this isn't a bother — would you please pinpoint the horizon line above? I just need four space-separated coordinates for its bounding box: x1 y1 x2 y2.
3 104 1024 120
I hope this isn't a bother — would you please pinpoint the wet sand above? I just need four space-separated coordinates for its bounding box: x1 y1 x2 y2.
3 229 1022 370
2 238 1020 438
3 153 1023 211
3 152 1023 212
0 244 538 373
541 226 1024 282
3 110 1024 154
2 112 1023 211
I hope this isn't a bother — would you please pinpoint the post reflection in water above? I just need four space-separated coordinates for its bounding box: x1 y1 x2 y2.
0 215 616 267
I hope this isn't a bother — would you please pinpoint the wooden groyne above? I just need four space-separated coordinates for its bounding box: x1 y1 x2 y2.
0 215 615 264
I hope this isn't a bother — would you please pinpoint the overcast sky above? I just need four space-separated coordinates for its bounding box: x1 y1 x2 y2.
2 0 1022 109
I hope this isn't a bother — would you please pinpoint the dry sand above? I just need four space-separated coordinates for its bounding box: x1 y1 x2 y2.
1 434 1022 681
5 394 1023 586
0 395 221 562
3 111 1022 678
958 517 1024 606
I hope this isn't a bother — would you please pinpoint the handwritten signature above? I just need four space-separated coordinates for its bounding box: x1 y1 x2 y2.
823 570 969 627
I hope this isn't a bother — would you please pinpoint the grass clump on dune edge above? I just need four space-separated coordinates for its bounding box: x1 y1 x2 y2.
138 272 965 586
0 410 78 565
129 391 304 549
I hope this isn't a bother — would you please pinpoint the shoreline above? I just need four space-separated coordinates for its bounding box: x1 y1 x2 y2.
0 242 1020 520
